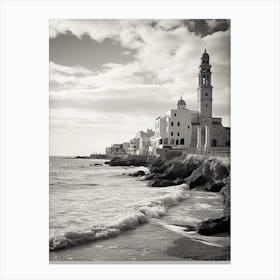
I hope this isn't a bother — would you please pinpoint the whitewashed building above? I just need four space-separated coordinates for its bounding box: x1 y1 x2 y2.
153 97 193 150
152 49 230 154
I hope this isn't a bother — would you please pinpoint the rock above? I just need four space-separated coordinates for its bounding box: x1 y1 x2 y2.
147 179 176 187
148 158 164 168
214 164 229 180
108 156 148 167
143 173 166 180
174 177 186 185
164 163 191 180
206 181 225 192
196 216 230 235
129 170 146 177
186 169 210 189
220 177 230 217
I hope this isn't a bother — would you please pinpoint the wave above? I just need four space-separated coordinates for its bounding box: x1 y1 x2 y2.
49 184 190 251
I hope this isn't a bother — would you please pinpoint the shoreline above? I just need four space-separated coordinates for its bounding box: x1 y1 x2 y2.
49 154 230 261
50 221 230 262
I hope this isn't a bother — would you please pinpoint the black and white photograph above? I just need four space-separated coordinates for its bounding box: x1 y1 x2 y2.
49 19 231 262
1 0 280 278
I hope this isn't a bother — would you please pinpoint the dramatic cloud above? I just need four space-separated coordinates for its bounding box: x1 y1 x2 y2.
49 19 230 155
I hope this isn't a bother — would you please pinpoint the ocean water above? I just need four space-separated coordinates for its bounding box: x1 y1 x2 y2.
49 157 225 252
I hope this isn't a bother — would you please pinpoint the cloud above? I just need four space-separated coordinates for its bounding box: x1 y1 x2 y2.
49 19 230 154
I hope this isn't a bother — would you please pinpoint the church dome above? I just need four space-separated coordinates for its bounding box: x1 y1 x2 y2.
177 97 186 106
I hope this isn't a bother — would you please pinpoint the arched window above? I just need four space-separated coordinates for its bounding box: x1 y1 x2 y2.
159 139 163 145
202 76 206 85
180 138 184 145
164 138 168 144
170 138 174 145
176 139 179 145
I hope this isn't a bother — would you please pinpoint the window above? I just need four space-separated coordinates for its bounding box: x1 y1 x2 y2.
159 139 163 145
171 121 173 126
188 125 190 129
164 138 168 145
202 60 205 64
202 76 206 85
206 104 208 107
171 139 174 145
171 132 173 136
205 93 208 96
180 138 184 145
174 113 176 117
177 132 180 136
176 139 179 145
177 122 180 126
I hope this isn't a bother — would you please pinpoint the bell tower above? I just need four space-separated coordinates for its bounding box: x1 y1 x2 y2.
198 49 213 119
197 49 213 150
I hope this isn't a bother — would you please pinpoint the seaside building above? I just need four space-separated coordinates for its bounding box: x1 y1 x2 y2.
137 129 155 155
127 138 139 155
153 97 193 151
153 50 230 154
105 147 112 156
127 129 155 155
190 50 230 149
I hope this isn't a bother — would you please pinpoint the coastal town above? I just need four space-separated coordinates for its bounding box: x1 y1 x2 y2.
105 50 230 158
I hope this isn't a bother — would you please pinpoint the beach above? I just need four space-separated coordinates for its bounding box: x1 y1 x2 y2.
49 156 230 262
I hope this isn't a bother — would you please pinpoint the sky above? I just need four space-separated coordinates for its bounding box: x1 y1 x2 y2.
49 19 230 156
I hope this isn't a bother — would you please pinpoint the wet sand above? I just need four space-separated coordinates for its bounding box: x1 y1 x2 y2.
50 222 230 262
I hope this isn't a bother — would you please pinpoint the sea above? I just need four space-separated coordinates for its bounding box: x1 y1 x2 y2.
49 156 227 260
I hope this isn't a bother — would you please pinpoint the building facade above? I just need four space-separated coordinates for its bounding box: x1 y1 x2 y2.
153 49 230 153
153 98 193 151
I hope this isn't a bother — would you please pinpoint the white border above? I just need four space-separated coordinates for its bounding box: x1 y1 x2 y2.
1 0 280 279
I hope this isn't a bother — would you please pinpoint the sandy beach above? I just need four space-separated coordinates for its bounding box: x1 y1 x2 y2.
50 221 229 262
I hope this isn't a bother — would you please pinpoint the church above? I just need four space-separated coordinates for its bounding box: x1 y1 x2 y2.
152 50 230 154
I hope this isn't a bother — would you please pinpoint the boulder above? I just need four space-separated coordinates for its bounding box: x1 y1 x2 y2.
148 158 164 168
174 177 186 185
220 177 230 217
206 181 225 192
147 179 176 188
164 163 191 180
214 164 229 180
108 156 148 167
186 168 210 189
129 170 146 177
196 216 230 235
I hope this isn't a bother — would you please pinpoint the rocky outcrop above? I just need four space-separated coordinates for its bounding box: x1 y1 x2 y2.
129 170 146 177
196 176 231 236
108 155 153 167
144 154 231 236
147 179 176 188
145 154 230 190
196 216 230 235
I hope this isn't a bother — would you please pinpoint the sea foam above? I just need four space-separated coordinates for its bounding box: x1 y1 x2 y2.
49 184 189 251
